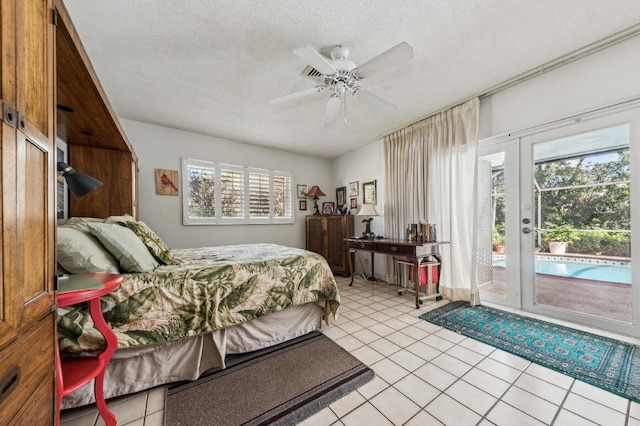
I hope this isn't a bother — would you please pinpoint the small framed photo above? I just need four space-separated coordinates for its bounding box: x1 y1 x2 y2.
299 200 307 211
350 197 357 209
336 186 346 208
297 184 308 199
362 180 377 205
322 202 335 215
349 181 359 197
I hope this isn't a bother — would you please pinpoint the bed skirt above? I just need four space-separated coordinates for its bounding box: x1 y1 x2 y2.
62 302 325 408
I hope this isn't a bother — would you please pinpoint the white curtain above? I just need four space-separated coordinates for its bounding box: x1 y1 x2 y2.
384 98 480 303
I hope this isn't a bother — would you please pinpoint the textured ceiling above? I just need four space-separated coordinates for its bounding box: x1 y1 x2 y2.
63 1 640 159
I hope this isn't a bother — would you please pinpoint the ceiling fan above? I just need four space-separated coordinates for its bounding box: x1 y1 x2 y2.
271 42 414 125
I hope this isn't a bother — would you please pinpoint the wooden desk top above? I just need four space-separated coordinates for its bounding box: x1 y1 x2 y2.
345 237 450 247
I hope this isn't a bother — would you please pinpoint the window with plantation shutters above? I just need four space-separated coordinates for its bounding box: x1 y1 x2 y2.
182 158 294 225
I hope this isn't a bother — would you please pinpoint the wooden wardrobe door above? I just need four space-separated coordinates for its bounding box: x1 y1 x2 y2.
13 0 55 329
0 0 55 423
0 0 20 351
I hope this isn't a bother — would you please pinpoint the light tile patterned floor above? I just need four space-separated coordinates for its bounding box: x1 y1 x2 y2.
61 276 640 425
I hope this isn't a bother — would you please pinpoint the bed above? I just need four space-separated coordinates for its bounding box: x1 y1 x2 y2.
56 217 341 408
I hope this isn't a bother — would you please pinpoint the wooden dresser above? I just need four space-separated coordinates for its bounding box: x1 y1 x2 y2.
305 215 354 276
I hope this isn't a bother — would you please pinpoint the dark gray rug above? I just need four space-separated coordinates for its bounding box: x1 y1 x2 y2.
165 331 375 426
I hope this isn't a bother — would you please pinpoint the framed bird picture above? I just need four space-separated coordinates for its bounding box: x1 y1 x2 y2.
155 169 179 196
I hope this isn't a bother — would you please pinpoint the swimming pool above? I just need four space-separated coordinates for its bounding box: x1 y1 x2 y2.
493 259 632 284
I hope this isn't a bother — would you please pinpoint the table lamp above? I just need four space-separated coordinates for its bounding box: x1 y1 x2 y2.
306 185 326 215
357 204 379 239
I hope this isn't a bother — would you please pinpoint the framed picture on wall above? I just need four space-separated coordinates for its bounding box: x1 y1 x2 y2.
336 186 346 209
155 169 179 196
299 200 307 211
350 197 357 209
322 202 335 215
362 180 377 204
349 181 359 197
297 184 308 199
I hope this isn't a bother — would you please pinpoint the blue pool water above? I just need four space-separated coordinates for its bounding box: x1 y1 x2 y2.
493 259 632 284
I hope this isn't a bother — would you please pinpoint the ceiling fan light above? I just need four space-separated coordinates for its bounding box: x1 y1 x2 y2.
330 45 349 60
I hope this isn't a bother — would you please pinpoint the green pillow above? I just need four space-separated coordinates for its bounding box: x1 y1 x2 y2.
87 223 159 273
57 226 120 274
124 221 175 265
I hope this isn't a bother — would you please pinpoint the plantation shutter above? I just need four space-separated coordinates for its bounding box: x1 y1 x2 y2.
219 164 245 221
249 168 270 220
273 171 293 221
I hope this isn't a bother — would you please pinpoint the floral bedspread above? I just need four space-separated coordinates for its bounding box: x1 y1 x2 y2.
57 244 340 353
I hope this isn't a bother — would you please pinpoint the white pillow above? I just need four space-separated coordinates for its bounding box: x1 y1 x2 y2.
87 223 159 273
57 226 120 273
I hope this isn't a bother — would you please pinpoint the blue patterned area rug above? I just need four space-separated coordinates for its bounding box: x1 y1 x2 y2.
420 301 640 402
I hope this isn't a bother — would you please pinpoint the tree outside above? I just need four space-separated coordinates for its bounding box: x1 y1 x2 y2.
492 148 630 257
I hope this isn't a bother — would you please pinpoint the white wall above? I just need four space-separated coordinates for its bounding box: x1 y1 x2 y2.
121 119 331 249
331 139 386 277
479 34 640 139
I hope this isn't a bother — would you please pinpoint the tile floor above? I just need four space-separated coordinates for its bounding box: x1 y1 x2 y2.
61 276 640 425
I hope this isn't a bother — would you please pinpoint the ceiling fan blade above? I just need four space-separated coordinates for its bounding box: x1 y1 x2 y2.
270 86 323 104
353 89 397 115
355 42 414 78
323 95 342 125
293 47 337 75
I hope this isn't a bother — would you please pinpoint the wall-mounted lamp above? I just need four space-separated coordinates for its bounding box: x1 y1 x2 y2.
357 203 379 239
306 185 326 215
57 162 102 197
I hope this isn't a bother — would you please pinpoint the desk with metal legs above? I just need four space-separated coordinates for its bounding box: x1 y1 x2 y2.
345 238 449 308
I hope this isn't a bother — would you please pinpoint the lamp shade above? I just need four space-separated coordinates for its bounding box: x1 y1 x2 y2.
306 185 326 198
357 204 379 216
57 162 103 197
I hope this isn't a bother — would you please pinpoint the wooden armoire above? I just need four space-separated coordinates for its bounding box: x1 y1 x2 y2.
0 1 137 423
0 0 57 423
305 215 354 276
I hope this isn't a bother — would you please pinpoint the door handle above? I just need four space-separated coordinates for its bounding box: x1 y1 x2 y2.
522 227 532 234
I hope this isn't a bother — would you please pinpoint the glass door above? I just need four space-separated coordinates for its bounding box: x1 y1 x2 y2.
477 140 520 308
520 109 639 337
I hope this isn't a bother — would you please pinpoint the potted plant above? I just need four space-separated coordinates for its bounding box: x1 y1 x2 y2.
492 226 505 253
544 225 573 254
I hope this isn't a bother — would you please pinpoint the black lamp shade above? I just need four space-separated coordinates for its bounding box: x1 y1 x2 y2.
57 162 102 197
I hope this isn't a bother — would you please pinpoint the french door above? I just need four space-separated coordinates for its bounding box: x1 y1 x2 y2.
479 106 640 337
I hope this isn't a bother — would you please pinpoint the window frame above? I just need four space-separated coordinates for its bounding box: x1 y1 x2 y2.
181 157 294 225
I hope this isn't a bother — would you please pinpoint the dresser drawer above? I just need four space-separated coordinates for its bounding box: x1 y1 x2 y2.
9 372 54 426
348 240 377 251
377 244 415 256
0 314 55 423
